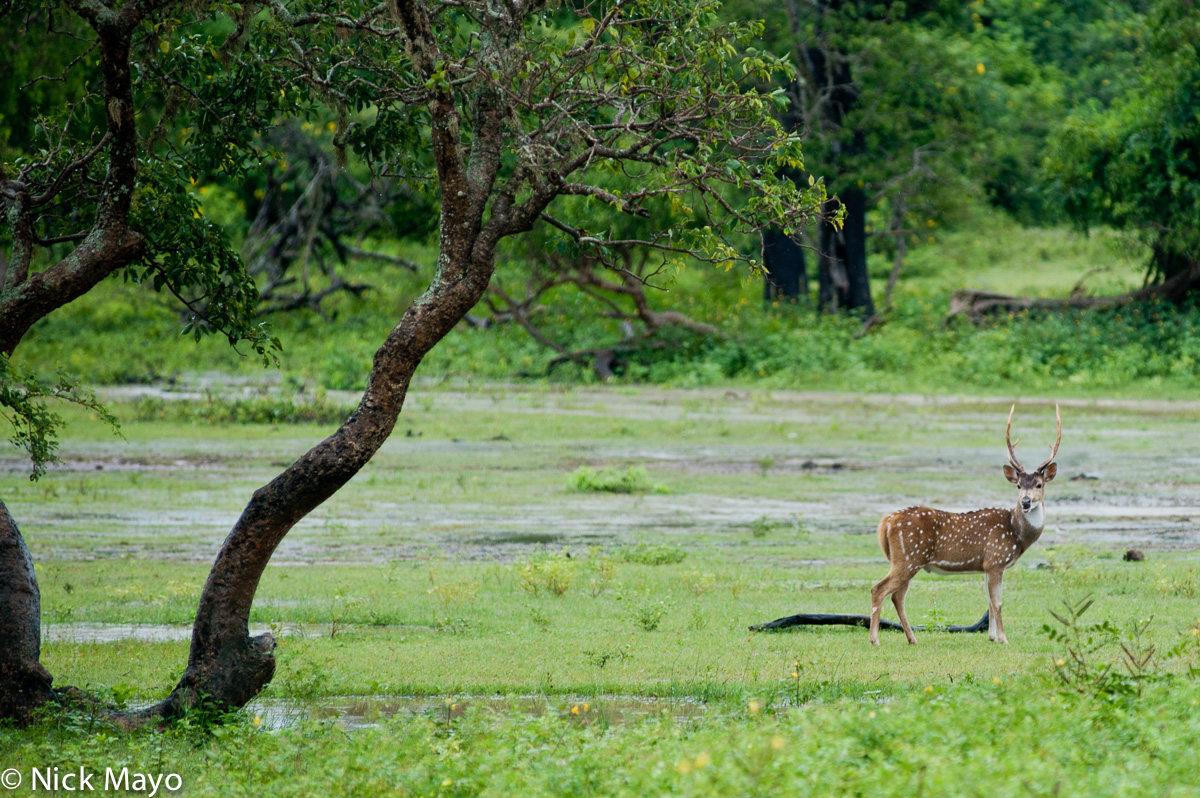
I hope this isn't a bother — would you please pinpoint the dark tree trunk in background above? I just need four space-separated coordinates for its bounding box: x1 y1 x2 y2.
797 0 875 316
0 501 54 721
818 188 874 315
762 228 808 302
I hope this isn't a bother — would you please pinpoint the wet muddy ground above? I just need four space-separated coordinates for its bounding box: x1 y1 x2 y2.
6 387 1200 566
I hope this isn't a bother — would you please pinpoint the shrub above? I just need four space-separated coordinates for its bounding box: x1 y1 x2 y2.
626 594 671 632
617 542 687 566
565 466 667 494
515 549 578 596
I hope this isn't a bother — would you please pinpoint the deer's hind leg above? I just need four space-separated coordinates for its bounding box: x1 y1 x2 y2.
870 563 916 646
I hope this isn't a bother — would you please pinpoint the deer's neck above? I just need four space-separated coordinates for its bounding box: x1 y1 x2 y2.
1011 502 1045 549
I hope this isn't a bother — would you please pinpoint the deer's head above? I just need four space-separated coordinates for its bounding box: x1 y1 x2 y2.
1002 404 1061 512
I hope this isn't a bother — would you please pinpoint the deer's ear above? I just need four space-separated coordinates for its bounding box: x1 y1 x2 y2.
1003 464 1020 484
1041 462 1058 482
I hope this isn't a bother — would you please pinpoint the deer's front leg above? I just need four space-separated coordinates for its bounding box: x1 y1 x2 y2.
985 569 1007 644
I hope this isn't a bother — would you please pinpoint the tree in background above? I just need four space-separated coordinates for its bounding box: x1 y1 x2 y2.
735 0 1148 315
1046 0 1200 292
951 0 1200 321
0 0 825 722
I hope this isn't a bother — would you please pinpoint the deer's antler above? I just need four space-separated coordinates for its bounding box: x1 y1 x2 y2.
1037 403 1062 473
1005 404 1025 472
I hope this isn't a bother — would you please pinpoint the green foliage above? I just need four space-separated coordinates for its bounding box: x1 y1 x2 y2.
748 515 808 539
625 592 672 631
585 547 619 598
0 354 119 480
1045 0 1200 279
9 679 1200 796
565 465 666 494
1157 567 1199 600
17 210 1200 398
126 161 280 362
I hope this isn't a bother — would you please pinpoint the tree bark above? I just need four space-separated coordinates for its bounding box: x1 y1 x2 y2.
0 500 54 722
762 228 808 302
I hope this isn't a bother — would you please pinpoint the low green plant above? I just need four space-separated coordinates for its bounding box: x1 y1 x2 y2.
1165 619 1200 676
626 593 671 632
527 604 552 631
1157 566 1199 599
681 570 718 595
515 548 578 596
1041 597 1160 699
565 466 667 494
1044 544 1102 583
582 644 632 668
747 514 811 539
923 607 949 632
585 547 618 597
617 542 687 566
427 570 482 610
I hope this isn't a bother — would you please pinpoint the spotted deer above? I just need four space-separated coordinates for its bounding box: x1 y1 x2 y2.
868 404 1061 646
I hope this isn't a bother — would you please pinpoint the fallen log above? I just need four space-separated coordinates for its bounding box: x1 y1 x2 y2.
749 610 990 634
946 262 1200 324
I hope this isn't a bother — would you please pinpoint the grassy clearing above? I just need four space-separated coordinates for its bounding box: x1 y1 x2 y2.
9 389 1200 699
4 389 1200 794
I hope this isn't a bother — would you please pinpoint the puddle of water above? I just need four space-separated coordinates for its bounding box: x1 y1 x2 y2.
42 623 322 644
475 532 566 545
244 695 708 731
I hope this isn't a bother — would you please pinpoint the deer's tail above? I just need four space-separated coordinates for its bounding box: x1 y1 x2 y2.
877 515 892 562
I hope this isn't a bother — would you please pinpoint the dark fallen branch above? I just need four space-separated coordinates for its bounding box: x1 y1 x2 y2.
749 610 990 634
947 261 1200 324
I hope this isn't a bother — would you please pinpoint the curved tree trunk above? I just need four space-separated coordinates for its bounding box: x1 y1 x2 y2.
138 241 499 720
0 500 54 721
132 0 520 719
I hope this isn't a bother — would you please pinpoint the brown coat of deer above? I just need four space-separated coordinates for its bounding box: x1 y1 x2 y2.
868 404 1061 645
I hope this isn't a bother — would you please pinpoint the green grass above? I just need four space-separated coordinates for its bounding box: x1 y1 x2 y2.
4 678 1200 796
